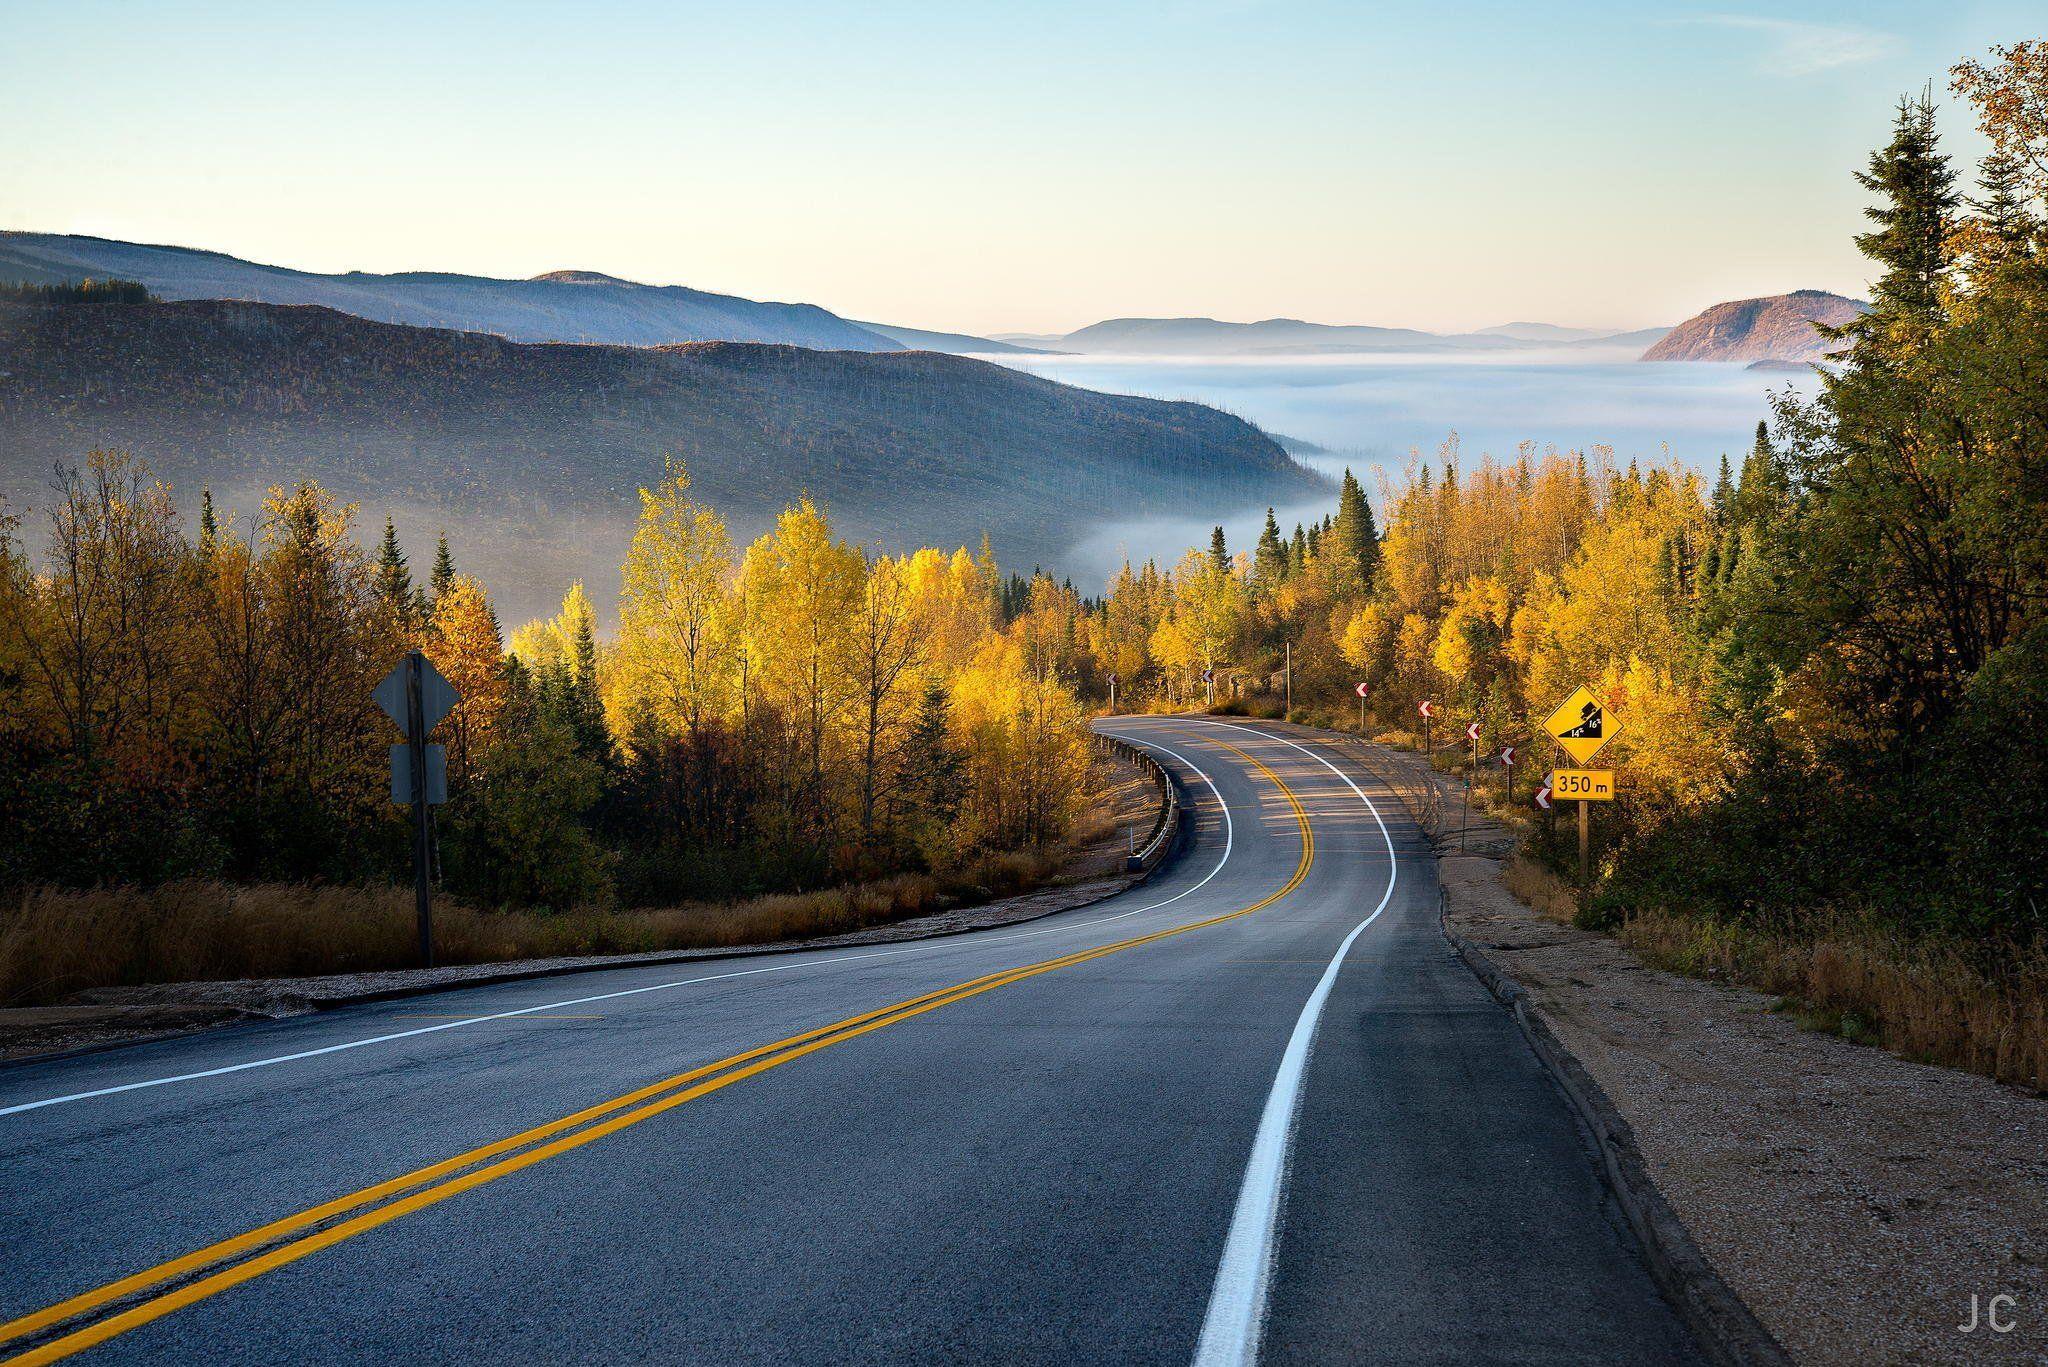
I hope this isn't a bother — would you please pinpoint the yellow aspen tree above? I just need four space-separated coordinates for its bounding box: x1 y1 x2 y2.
427 574 507 785
739 499 863 824
851 553 925 841
615 461 735 744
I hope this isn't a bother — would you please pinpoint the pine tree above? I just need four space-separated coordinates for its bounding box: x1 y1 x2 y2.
1966 147 2037 275
1732 422 1788 529
1289 523 1307 574
197 489 219 561
1711 455 1736 524
1253 508 1286 586
430 533 456 603
374 517 415 625
895 678 966 830
1208 525 1230 574
564 592 608 762
1852 93 1957 340
1329 468 1381 596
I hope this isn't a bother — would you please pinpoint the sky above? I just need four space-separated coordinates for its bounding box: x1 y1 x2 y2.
1 1 2032 335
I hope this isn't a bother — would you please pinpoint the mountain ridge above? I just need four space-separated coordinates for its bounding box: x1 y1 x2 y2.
1008 314 1671 356
0 297 1322 623
1641 289 1868 363
0 231 903 351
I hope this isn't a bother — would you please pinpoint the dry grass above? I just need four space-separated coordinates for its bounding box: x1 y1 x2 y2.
1504 856 2048 1091
0 846 1073 1008
0 755 1154 1008
1502 855 1582 920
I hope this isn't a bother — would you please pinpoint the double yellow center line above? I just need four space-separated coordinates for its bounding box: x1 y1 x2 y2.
0 737 1312 1365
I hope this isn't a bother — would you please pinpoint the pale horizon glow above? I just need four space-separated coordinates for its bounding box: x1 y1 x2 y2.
0 1 2024 336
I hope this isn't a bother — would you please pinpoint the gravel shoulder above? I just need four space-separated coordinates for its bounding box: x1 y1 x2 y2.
1337 729 2048 1364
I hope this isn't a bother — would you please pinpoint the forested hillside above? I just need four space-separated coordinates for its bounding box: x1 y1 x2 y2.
0 299 1321 622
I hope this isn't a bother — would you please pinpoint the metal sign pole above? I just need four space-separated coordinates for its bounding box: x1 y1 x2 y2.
405 650 434 968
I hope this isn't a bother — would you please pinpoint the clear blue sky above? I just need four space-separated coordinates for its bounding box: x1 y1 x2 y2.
1 1 2031 333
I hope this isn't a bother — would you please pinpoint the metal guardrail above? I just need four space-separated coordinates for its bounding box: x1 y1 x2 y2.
1093 734 1182 872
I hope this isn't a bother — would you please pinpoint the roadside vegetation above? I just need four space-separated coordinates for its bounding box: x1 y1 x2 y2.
1082 47 2048 1089
0 460 1107 1001
0 845 1089 1007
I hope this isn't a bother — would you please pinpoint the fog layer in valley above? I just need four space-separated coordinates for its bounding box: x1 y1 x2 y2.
1000 350 1827 587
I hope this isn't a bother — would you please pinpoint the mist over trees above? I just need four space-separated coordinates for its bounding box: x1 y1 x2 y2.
1095 51 2048 950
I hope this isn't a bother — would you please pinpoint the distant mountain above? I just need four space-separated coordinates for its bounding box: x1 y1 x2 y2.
0 231 898 351
0 299 1323 624
1012 315 1675 356
1477 321 1614 343
852 321 1055 356
1570 326 1670 351
1049 316 1528 355
1641 291 1867 363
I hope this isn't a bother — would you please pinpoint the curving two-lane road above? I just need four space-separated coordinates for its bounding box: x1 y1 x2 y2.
0 718 1698 1365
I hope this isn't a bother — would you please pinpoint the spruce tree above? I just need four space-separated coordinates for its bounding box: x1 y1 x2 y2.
1330 468 1381 596
197 489 219 560
566 609 609 762
1732 422 1788 529
375 517 415 623
1852 92 1956 340
1711 455 1736 524
1253 508 1286 585
896 678 966 830
1967 147 2037 273
1208 526 1230 573
430 533 456 603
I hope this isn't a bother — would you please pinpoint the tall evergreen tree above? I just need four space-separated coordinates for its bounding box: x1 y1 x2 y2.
1966 147 2037 274
1253 508 1286 585
1851 92 1957 340
430 533 456 603
1731 422 1788 530
894 678 966 838
1711 454 1736 523
197 489 219 560
1329 468 1381 596
1208 525 1230 574
374 517 415 625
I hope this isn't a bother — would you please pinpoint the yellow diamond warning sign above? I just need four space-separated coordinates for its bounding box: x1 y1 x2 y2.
1544 685 1620 766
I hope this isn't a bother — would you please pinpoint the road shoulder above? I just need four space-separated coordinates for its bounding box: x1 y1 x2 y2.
1289 725 2048 1363
1441 854 2048 1364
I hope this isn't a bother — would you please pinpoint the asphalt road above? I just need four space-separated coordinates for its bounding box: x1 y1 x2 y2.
0 718 1699 1365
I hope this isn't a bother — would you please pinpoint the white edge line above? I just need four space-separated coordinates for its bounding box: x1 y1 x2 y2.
0 730 1230 1120
1187 721 1401 1367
